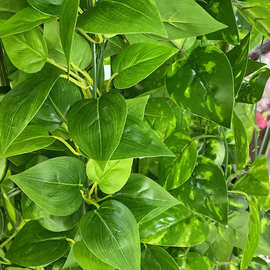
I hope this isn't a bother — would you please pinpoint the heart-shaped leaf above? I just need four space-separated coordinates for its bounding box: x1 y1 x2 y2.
80 200 141 270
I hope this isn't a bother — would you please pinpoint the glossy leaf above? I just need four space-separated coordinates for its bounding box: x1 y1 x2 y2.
114 174 179 222
27 0 63 15
203 138 225 166
236 67 270 104
77 0 167 37
164 140 198 190
0 7 53 37
10 157 86 216
167 46 234 128
1 125 55 158
2 28 48 73
245 59 266 76
140 205 209 247
227 34 250 94
67 93 127 161
233 112 249 170
6 221 69 267
86 158 133 194
142 246 179 270
112 43 177 89
126 95 149 121
172 156 228 224
80 200 141 270
73 240 114 270
112 116 174 159
59 0 79 70
154 0 226 40
0 158 6 181
185 252 214 270
0 64 61 155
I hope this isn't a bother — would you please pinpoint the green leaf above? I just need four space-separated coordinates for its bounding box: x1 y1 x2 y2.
0 158 6 181
233 156 270 208
112 43 177 89
200 0 239 44
77 0 167 37
167 46 234 128
245 59 266 76
0 64 61 155
114 174 179 222
142 246 179 270
73 240 114 270
140 205 209 247
59 0 79 71
236 67 270 104
1 125 55 158
236 0 270 39
172 156 228 224
0 7 53 37
86 158 133 194
10 157 86 216
154 0 226 40
80 200 141 270
164 140 198 190
112 116 175 159
6 221 69 267
203 138 225 166
2 28 48 73
184 252 214 270
67 93 127 161
233 112 249 170
126 95 149 121
27 0 63 15
227 34 250 94
0 0 27 14
256 212 270 257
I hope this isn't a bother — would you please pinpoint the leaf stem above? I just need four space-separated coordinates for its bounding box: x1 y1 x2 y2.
66 238 75 244
222 127 229 179
71 62 94 85
88 182 98 199
106 73 118 92
51 136 81 156
97 194 112 202
77 28 101 44
80 190 100 208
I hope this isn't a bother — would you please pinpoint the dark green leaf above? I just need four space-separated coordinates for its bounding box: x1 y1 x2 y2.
73 240 113 270
67 93 127 161
80 200 141 270
114 174 179 222
167 46 234 128
6 221 69 267
112 116 175 159
0 64 61 155
245 59 266 76
126 95 149 121
112 43 177 89
154 0 226 40
77 0 167 37
140 205 209 247
236 67 270 104
10 157 86 216
172 156 228 224
59 0 79 70
227 34 250 94
0 0 27 14
0 7 53 37
142 246 179 270
27 0 63 15
203 138 225 166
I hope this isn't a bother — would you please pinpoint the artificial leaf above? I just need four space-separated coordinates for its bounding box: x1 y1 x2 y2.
114 174 179 222
236 67 270 104
233 112 249 170
67 93 127 161
77 0 167 37
126 95 149 121
2 28 48 73
6 221 69 267
172 156 228 224
86 158 133 194
112 43 177 89
27 0 63 15
111 116 175 159
167 45 234 128
142 246 179 270
200 0 239 44
154 0 226 40
0 7 53 37
140 205 209 247
10 157 86 216
227 34 250 94
0 64 61 155
80 200 141 270
59 0 79 71
73 240 113 270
